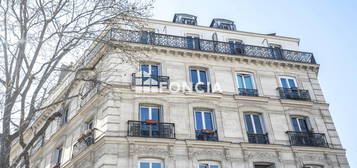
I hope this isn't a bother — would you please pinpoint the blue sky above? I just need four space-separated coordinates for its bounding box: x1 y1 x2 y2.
152 0 357 167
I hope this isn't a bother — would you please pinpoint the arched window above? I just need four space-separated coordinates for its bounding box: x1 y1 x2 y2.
138 158 163 168
198 161 221 168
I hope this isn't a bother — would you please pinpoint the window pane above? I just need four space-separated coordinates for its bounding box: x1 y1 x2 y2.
253 115 264 134
245 114 254 133
140 107 149 121
199 70 208 83
141 65 149 73
151 108 160 121
187 37 194 49
288 79 296 88
199 165 209 168
291 118 300 132
210 165 219 168
237 75 244 88
281 78 288 88
195 112 203 130
204 112 213 130
299 118 308 132
191 69 198 84
244 75 253 89
140 162 150 168
151 65 159 76
152 163 161 168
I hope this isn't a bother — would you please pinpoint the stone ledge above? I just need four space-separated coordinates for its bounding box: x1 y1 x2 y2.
233 94 269 103
279 99 314 107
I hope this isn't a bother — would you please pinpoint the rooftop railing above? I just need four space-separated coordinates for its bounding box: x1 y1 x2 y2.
110 29 316 64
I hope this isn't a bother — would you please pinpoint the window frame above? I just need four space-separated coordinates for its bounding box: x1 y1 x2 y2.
139 104 162 121
190 67 210 84
197 161 221 168
236 72 256 89
140 63 161 76
290 116 312 132
279 76 298 88
138 158 164 168
244 113 266 134
194 109 216 131
52 146 63 165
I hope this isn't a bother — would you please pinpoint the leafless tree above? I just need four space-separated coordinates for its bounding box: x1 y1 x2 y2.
0 0 153 167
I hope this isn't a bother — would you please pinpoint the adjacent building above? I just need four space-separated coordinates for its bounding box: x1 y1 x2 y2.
10 14 349 168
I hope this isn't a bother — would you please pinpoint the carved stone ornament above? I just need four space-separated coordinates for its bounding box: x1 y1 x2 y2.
135 145 169 156
187 147 225 160
246 151 277 162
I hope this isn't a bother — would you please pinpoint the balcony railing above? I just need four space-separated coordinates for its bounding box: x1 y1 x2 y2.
247 133 269 144
238 88 259 96
277 87 311 101
72 131 95 157
128 120 175 138
111 29 316 64
192 83 212 93
195 129 218 141
132 73 170 88
287 131 329 148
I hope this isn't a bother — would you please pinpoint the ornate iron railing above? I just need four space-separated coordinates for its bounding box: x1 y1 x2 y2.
195 130 218 141
238 88 259 96
132 73 170 88
111 29 316 64
72 131 95 157
128 120 175 138
287 131 328 148
247 133 269 144
277 87 311 101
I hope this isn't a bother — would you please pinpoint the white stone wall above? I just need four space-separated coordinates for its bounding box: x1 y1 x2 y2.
19 20 349 168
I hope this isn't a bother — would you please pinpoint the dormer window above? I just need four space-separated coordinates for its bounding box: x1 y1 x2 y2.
173 13 197 25
210 19 236 31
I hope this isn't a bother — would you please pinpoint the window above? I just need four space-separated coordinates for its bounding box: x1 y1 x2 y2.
198 161 220 168
187 35 200 50
244 113 265 134
229 40 244 54
86 120 94 130
280 77 297 89
140 63 160 86
52 146 63 166
236 73 257 96
269 44 282 59
139 159 163 168
303 165 323 168
195 110 214 131
140 105 160 121
140 31 154 44
254 163 275 168
60 107 69 125
291 117 311 132
190 68 210 92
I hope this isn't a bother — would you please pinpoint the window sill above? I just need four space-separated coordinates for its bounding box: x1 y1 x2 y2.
233 94 269 103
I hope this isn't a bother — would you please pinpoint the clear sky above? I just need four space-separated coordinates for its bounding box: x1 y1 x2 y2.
152 0 357 167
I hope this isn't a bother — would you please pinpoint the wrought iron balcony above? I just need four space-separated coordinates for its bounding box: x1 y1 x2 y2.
277 87 311 101
111 29 316 64
128 120 175 138
238 88 259 96
72 130 95 157
195 129 218 141
192 83 212 93
287 131 329 148
132 73 170 88
247 133 269 144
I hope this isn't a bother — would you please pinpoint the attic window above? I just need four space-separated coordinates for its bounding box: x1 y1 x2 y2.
173 13 197 25
210 19 236 31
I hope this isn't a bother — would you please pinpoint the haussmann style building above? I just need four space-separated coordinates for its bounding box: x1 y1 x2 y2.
10 13 350 168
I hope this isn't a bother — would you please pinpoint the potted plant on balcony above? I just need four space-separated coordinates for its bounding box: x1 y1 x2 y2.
201 129 214 134
77 129 94 142
145 120 157 125
52 163 60 168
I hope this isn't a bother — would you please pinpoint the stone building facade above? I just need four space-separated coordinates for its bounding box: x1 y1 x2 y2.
10 14 349 168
